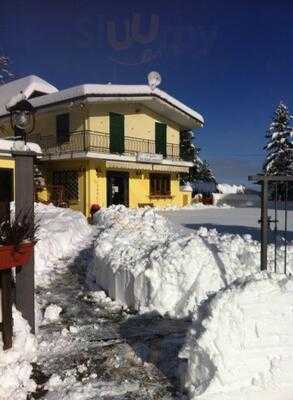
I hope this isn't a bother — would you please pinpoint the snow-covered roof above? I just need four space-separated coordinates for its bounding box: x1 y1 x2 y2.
0 77 204 129
0 138 42 155
0 75 58 116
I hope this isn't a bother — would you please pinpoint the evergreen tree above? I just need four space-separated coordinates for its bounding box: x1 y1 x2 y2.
180 130 195 162
0 55 13 84
180 130 202 183
198 160 216 183
179 130 217 189
263 102 293 175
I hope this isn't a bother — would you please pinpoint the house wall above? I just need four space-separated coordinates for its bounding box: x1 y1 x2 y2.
0 106 85 139
0 102 190 215
33 107 85 137
87 102 180 144
0 102 180 145
37 158 191 217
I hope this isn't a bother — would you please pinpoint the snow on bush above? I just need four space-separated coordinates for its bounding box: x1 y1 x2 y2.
180 274 293 400
35 203 93 286
0 308 37 400
92 206 292 318
217 183 246 194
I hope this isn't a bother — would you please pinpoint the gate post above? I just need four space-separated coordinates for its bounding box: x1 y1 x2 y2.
260 176 269 271
12 150 35 333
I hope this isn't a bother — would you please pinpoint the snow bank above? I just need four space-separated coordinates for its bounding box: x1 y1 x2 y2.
213 193 260 208
35 203 93 287
217 183 245 194
91 206 292 318
159 203 232 211
0 308 37 400
180 274 293 400
93 208 224 319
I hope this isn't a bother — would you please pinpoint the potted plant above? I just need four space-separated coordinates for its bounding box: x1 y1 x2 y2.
0 212 37 270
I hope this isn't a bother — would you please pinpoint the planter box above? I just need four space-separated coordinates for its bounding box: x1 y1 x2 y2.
0 242 34 270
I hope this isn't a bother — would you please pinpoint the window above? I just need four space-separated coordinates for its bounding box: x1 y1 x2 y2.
150 174 171 197
56 113 70 144
52 170 79 202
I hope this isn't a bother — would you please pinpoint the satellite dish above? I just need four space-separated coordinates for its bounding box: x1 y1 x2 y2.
147 71 161 90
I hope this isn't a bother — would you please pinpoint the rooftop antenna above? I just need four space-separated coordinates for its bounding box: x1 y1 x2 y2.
147 71 161 91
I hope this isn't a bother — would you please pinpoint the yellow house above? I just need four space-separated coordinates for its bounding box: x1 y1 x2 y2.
0 75 204 216
0 139 42 213
0 142 15 211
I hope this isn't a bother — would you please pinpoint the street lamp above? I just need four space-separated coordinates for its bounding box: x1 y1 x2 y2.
7 97 35 145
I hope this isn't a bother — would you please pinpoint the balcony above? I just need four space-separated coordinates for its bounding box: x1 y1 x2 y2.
28 130 184 162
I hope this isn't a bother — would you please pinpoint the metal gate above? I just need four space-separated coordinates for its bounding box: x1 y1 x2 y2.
249 175 293 273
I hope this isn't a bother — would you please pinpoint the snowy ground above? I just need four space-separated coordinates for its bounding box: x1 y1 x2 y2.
163 207 293 241
31 205 189 400
35 245 187 400
2 204 293 400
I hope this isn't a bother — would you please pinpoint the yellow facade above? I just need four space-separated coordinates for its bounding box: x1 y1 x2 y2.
87 103 180 144
0 156 15 205
0 157 15 170
39 158 191 217
0 100 193 216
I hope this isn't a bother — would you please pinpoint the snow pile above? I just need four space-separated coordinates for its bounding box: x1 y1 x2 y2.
197 227 293 275
0 308 37 400
42 304 62 323
91 206 292 318
35 203 93 286
217 183 246 194
181 274 293 400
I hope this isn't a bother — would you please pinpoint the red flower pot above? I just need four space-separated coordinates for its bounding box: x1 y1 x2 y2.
90 204 101 216
0 242 34 270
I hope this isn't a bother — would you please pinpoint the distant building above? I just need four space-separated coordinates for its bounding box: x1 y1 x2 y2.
0 76 204 215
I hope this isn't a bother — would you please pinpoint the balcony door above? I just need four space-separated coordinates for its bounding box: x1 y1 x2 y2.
110 112 124 154
155 122 167 157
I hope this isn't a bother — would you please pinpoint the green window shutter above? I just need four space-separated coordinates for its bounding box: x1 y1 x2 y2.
56 113 70 144
110 112 125 154
155 122 167 157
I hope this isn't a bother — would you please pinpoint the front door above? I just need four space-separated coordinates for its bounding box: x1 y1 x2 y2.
107 172 129 207
0 168 14 217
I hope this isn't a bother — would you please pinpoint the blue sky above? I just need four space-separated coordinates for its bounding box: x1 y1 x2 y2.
1 0 293 185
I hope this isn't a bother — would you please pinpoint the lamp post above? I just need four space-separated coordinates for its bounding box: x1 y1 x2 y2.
7 95 36 333
7 97 35 144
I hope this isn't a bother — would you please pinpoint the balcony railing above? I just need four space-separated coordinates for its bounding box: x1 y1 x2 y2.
28 130 183 161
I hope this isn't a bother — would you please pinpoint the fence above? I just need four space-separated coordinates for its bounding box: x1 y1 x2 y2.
29 130 181 161
249 175 293 273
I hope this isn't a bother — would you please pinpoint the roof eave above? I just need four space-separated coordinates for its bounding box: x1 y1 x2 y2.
0 91 204 130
